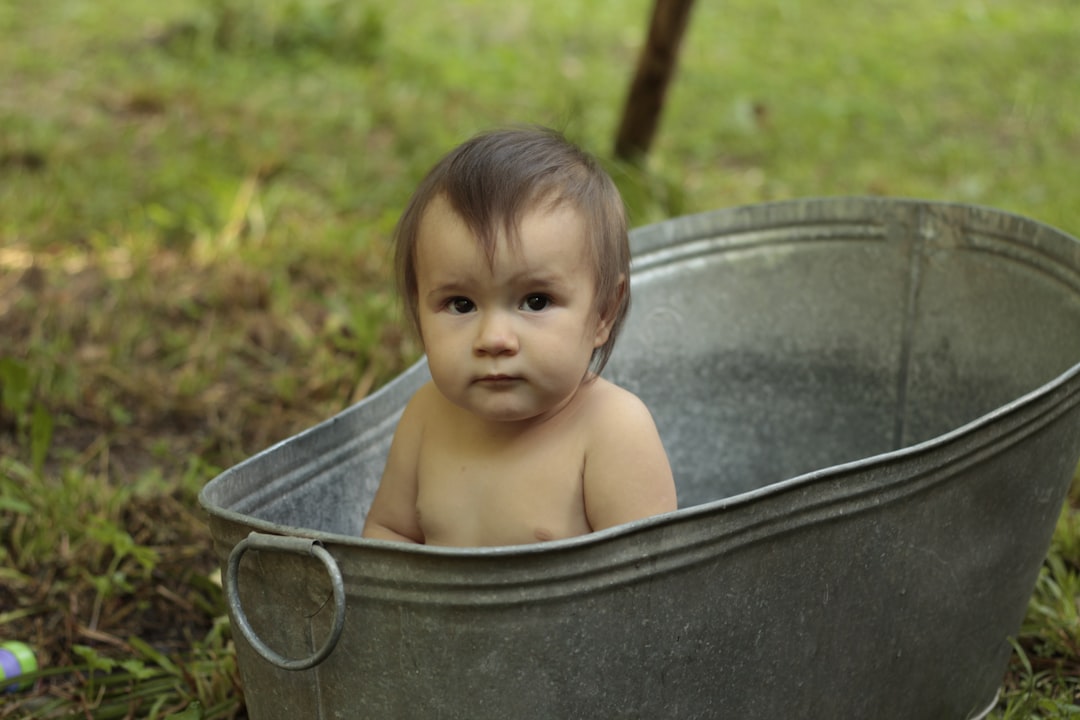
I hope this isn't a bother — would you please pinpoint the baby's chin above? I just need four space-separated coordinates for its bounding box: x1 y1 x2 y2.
459 402 554 425
447 391 576 426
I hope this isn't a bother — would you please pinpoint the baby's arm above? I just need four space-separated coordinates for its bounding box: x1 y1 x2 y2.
361 389 428 543
583 385 677 532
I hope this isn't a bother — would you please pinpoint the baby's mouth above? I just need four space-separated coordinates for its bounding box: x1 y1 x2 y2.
476 374 520 383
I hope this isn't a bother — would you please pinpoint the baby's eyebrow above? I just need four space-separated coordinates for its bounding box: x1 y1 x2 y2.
506 269 569 289
426 280 471 299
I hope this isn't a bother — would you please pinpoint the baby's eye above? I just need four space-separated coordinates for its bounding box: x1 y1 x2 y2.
520 294 551 312
447 297 475 314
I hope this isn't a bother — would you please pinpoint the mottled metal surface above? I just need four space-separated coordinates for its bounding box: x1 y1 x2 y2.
201 198 1080 720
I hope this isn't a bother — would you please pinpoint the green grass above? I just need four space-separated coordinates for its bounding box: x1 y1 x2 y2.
2 0 1079 716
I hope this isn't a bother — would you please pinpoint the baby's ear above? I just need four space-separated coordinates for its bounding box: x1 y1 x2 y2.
594 274 627 347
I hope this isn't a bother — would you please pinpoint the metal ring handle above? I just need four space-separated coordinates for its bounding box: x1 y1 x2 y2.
226 531 346 671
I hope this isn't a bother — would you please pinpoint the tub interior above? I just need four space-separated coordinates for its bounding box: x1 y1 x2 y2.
613 202 1080 506
206 200 1080 535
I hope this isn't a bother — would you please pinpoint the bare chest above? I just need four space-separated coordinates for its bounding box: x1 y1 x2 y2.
415 422 592 546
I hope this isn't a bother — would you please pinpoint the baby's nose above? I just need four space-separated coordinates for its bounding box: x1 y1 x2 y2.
474 312 519 355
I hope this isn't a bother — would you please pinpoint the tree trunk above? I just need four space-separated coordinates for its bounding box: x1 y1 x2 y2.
614 0 696 162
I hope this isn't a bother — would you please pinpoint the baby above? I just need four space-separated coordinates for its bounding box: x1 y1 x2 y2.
362 127 676 546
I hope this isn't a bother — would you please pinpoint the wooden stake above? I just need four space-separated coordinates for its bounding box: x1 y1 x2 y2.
614 0 696 162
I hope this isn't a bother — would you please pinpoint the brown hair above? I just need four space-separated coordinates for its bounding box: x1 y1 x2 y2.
394 126 630 374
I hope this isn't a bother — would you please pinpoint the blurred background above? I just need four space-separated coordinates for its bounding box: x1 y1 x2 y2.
1 1 1078 716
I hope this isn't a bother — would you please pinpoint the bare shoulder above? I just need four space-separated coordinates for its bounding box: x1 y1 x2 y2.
580 377 660 432
403 380 441 418
361 381 441 543
581 378 677 531
392 380 451 437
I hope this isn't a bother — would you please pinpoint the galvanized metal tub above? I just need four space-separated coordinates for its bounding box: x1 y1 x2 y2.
200 198 1080 719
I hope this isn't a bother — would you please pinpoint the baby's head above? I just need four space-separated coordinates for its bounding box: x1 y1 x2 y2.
393 126 630 374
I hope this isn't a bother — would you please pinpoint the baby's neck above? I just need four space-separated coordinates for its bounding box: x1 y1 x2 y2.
459 376 600 438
